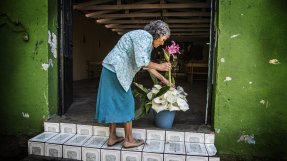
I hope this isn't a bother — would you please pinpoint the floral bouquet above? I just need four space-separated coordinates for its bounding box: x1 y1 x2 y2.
133 41 189 119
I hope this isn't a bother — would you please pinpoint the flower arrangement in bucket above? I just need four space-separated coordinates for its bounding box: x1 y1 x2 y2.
133 41 189 129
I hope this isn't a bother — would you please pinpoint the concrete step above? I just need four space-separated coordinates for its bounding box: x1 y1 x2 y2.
28 122 220 161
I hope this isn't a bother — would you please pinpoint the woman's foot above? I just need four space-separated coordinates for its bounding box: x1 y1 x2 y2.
107 136 124 146
123 139 144 148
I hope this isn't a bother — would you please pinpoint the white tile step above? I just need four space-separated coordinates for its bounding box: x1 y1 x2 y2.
28 122 220 161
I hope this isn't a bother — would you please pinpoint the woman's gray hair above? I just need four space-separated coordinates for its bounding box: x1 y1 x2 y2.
144 20 170 40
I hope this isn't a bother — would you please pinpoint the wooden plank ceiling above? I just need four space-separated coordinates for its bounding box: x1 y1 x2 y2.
73 0 211 39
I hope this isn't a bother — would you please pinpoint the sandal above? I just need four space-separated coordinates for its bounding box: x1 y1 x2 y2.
107 137 124 146
123 139 144 148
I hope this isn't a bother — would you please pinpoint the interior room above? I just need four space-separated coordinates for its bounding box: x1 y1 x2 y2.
59 0 212 131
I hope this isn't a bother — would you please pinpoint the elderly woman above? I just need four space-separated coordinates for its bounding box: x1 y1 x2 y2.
96 20 171 148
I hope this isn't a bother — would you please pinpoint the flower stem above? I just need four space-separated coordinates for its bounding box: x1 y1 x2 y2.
168 69 171 86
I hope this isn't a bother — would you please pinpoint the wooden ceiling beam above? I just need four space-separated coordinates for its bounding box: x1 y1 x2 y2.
109 23 209 29
94 13 162 18
85 10 118 18
91 12 209 18
95 19 210 24
80 3 210 10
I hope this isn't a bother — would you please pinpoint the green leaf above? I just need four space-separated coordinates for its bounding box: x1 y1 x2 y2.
135 107 145 120
145 102 152 113
133 82 149 94
162 49 170 62
149 73 159 85
155 85 170 97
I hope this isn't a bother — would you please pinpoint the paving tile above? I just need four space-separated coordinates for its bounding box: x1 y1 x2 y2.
164 141 185 155
44 143 62 158
116 127 125 137
63 145 81 160
60 123 77 134
64 134 91 146
29 132 58 142
133 128 147 140
186 156 208 161
28 141 45 156
122 143 144 152
146 130 165 141
142 152 163 161
101 149 121 161
204 133 215 144
166 131 185 142
122 150 142 161
143 140 165 153
205 144 217 156
164 154 185 161
185 143 208 156
44 122 60 133
93 126 109 137
83 136 108 148
204 134 215 144
77 124 93 135
82 147 101 161
46 133 75 144
185 132 204 143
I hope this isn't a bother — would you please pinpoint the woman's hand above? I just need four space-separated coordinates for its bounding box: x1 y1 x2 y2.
158 62 172 71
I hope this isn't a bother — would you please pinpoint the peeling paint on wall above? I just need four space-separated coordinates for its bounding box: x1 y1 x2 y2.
41 59 53 71
224 76 232 82
48 30 57 58
230 34 240 38
237 134 256 144
269 59 280 65
215 128 221 134
260 99 269 108
22 112 30 118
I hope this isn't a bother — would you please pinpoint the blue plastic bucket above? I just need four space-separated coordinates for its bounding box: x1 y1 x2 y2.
153 110 176 129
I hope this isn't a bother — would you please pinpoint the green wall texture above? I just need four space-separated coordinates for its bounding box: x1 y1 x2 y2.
48 0 59 116
0 0 57 135
214 0 287 159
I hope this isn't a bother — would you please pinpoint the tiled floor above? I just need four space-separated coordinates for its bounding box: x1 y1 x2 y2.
28 122 220 161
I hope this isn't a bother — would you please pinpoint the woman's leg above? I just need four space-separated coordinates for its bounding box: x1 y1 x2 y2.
107 123 124 146
123 121 144 148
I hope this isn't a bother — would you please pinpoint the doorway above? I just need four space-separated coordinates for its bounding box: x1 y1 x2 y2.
57 0 216 130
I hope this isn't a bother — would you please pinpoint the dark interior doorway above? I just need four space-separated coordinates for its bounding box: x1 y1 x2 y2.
57 0 216 131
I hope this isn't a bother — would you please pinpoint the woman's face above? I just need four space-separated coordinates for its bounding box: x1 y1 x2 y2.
153 35 169 48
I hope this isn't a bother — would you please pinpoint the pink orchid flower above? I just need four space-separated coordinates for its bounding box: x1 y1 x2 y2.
165 41 181 56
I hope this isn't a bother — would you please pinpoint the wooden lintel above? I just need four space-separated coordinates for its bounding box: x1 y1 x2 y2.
80 3 210 10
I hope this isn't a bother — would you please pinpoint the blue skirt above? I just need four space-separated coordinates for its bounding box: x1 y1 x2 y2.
95 67 135 123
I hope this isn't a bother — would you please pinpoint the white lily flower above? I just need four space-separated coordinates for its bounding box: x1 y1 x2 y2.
177 98 189 111
168 103 180 111
177 86 184 92
151 88 159 94
147 92 153 100
153 96 166 104
152 101 167 113
154 84 162 89
180 104 189 111
166 93 177 103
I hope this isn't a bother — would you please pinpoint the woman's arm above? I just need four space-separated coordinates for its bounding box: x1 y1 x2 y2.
145 61 171 72
145 68 169 85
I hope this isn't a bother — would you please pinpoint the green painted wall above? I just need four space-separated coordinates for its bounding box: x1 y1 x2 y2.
214 0 287 159
0 0 57 135
48 0 58 115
